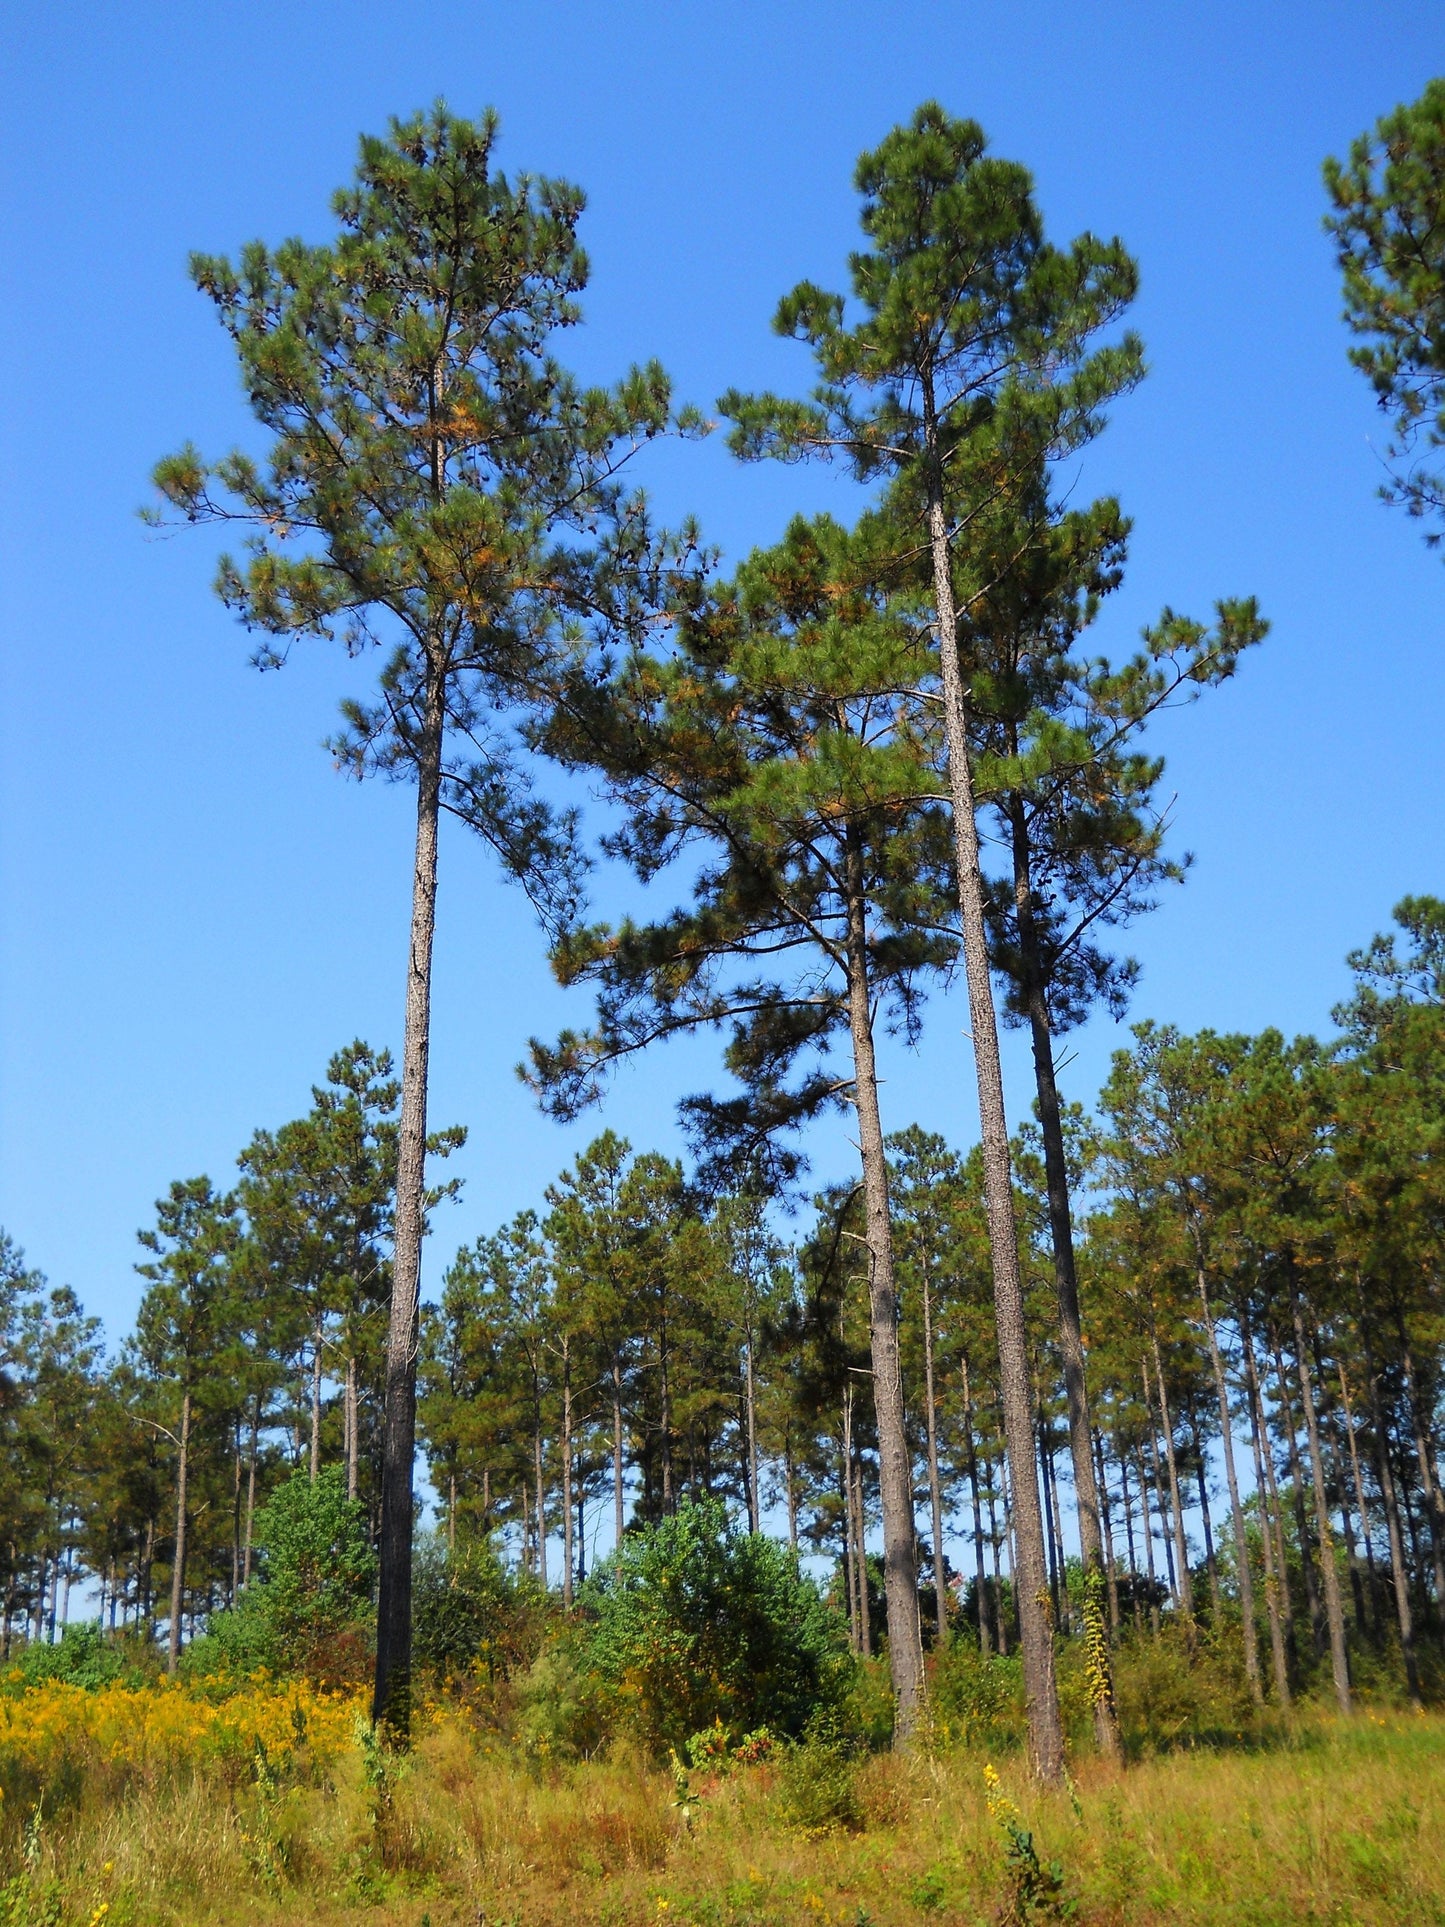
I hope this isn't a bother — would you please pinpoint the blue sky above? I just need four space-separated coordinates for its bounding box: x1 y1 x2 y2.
2 1 1441 1350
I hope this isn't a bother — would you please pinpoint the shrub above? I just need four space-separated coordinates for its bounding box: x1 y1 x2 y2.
3 1622 138 1694
579 1499 852 1756
190 1467 375 1683
928 1638 1025 1752
412 1533 548 1682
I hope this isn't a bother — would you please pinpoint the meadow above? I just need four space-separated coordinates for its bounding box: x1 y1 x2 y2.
1 1654 1440 1927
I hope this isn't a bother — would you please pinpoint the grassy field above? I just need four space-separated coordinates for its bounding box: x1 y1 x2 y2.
1 1675 1442 1926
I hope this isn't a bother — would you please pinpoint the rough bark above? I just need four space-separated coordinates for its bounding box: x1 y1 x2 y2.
1243 1340 1291 1704
841 825 924 1733
612 1364 625 1555
922 377 1061 1780
373 657 444 1739
1337 1360 1383 1640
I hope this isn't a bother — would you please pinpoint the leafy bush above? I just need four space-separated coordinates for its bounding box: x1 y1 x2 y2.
1111 1624 1257 1753
2 1622 138 1694
190 1468 375 1683
412 1533 548 1682
928 1638 1025 1751
579 1498 852 1755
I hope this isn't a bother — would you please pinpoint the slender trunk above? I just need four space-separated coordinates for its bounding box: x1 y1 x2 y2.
923 378 1060 1779
167 1388 192 1676
1192 1420 1221 1623
745 1333 760 1536
310 1310 323 1482
1338 1360 1383 1641
963 1360 991 1655
1272 1334 1324 1654
1008 793 1116 1748
922 1265 948 1642
841 825 923 1733
534 1421 548 1591
1363 1324 1422 1704
1094 1434 1121 1637
988 1464 1007 1655
231 1433 242 1604
562 1344 574 1608
852 1440 872 1659
373 655 444 1740
1195 1267 1261 1700
1244 1340 1291 1704
612 1364 625 1553
1142 1417 1176 1608
448 1472 456 1559
785 1442 798 1552
1288 1278 1351 1711
842 1394 858 1654
1149 1336 1194 1623
346 1354 359 1502
243 1409 258 1587
1397 1326 1445 1606
1038 1406 1062 1630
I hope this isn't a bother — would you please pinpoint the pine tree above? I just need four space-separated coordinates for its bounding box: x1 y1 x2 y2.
152 106 691 1734
721 104 1142 1778
1325 81 1445 552
529 513 959 1733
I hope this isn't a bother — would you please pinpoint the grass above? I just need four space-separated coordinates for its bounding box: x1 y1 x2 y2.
2 1683 1443 1925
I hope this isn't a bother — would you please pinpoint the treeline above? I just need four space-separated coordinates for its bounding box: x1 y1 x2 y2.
4 896 1443 1727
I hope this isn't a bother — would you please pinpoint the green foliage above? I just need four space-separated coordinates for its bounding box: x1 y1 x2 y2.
192 1468 374 1681
578 1498 852 1755
411 1533 547 1682
1325 79 1445 548
928 1639 1025 1752
2 1623 136 1694
1109 1625 1258 1755
772 1734 863 1834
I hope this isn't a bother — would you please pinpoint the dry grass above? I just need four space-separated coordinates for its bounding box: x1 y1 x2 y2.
2 1694 1443 1924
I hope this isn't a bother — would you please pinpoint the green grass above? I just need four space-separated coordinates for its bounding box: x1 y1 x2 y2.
2 1700 1443 1924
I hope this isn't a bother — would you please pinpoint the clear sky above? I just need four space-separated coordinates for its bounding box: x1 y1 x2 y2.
2 1 1441 1351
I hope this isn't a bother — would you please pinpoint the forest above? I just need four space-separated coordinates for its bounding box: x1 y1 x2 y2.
2 71 1445 1927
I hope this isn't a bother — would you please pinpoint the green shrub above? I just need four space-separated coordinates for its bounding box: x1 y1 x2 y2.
928 1638 1025 1751
773 1735 863 1833
2 1622 138 1694
412 1533 548 1682
190 1467 375 1683
579 1498 853 1756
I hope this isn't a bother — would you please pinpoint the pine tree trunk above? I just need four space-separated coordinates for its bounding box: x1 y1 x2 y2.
840 825 923 1733
1272 1336 1325 1654
612 1366 625 1553
745 1333 760 1535
1396 1326 1445 1607
1149 1338 1195 1622
921 1266 948 1643
346 1354 359 1502
1364 1331 1422 1704
1007 794 1117 1748
841 1399 858 1654
373 654 444 1740
243 1409 258 1587
167 1388 191 1677
921 377 1061 1781
962 1360 991 1655
1289 1277 1351 1712
1338 1360 1383 1641
1142 1423 1175 1609
1094 1434 1121 1636
534 1422 548 1590
1243 1339 1291 1704
310 1310 324 1482
562 1344 574 1607
1195 1264 1261 1700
